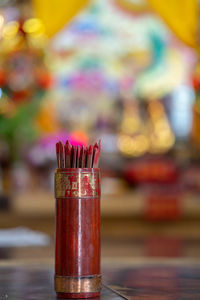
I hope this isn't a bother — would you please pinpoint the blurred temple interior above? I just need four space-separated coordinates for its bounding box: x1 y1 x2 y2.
0 0 200 298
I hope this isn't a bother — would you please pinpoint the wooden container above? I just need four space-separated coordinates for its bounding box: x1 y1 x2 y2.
54 168 101 298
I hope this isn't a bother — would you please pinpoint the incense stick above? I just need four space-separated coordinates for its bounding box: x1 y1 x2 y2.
56 142 60 168
56 140 101 168
86 145 92 168
65 140 71 168
76 146 80 168
59 141 65 168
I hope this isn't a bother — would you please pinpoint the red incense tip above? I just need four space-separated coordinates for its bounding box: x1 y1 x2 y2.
56 140 101 168
56 142 59 153
59 141 63 151
66 140 71 148
88 145 93 154
65 142 70 154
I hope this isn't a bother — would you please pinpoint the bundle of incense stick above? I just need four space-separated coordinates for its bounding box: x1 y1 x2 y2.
56 140 101 168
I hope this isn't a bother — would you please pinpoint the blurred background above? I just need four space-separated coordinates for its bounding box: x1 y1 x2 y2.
0 0 200 266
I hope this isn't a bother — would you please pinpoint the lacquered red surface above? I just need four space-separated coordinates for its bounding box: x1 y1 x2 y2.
55 168 101 298
55 196 101 276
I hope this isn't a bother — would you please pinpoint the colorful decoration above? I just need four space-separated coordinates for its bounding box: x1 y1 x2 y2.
133 33 186 99
0 18 51 161
145 0 200 150
0 19 51 103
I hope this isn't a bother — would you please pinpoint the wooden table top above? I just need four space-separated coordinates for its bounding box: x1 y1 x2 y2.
0 264 124 300
0 210 200 299
1 260 200 299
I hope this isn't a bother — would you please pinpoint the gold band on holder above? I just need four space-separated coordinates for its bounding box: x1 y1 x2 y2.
55 171 100 198
55 275 102 293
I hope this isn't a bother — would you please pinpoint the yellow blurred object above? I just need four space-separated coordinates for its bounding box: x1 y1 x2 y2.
33 0 90 37
117 102 149 157
23 18 45 36
117 100 175 157
0 15 4 32
0 97 17 118
3 21 19 39
117 133 149 157
35 101 60 133
147 101 175 153
1 19 47 52
120 103 142 135
148 0 198 48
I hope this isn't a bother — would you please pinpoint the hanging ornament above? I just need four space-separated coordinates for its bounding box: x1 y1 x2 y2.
117 102 149 157
147 100 175 153
0 18 51 104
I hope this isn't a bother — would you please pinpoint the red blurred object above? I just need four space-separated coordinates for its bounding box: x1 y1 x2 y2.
145 187 181 221
192 75 200 90
0 70 6 86
54 168 101 298
124 157 178 184
12 90 32 102
146 236 183 257
37 72 52 89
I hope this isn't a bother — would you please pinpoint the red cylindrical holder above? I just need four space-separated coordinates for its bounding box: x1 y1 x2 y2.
54 168 101 299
